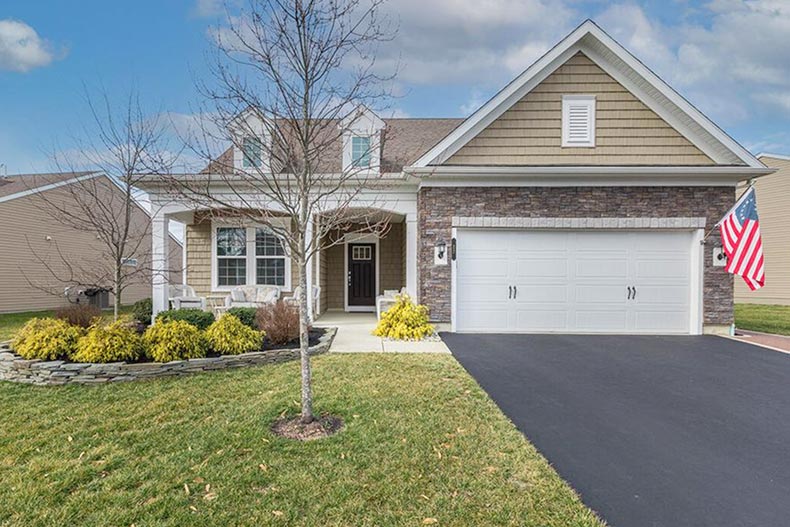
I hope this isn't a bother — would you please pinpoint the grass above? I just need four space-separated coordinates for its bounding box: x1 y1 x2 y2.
0 306 134 342
0 354 603 527
735 303 790 335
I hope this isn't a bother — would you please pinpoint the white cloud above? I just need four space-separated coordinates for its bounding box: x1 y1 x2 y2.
192 0 224 18
0 19 60 73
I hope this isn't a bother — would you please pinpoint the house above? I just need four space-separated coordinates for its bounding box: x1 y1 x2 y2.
0 171 182 313
138 20 771 335
734 154 790 305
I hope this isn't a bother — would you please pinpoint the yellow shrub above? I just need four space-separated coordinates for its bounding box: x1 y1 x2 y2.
72 318 143 363
205 314 264 355
373 294 434 341
143 320 208 362
12 318 83 360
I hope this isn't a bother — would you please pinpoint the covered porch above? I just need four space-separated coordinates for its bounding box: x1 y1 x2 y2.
149 198 418 322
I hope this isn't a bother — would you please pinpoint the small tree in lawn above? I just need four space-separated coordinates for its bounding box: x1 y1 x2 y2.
171 0 395 427
27 90 176 320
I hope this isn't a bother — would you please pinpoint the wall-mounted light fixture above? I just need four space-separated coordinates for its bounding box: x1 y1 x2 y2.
434 238 448 266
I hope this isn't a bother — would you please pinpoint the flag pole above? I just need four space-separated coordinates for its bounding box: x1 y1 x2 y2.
699 181 755 245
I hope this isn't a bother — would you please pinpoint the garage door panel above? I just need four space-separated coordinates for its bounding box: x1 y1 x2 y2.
633 310 688 333
458 257 508 280
458 283 510 303
575 310 629 332
576 284 627 304
635 259 689 281
515 284 568 303
514 309 568 331
457 309 510 331
515 258 569 279
575 258 628 279
633 285 688 305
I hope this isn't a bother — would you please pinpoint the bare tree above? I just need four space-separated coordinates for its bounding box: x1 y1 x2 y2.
27 90 177 320
168 0 396 424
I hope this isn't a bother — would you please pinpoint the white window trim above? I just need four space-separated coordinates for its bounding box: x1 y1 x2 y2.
562 95 596 148
210 221 292 292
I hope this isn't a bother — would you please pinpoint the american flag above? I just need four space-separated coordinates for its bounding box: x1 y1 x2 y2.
717 186 764 291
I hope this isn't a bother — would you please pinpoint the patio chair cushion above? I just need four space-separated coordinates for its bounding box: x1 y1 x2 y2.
255 287 278 304
230 289 247 302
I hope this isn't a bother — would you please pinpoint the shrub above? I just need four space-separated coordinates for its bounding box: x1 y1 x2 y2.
54 303 102 328
256 300 300 346
132 298 153 326
205 315 263 355
373 294 434 341
72 318 143 363
226 307 258 329
155 308 215 330
12 318 83 360
143 320 208 362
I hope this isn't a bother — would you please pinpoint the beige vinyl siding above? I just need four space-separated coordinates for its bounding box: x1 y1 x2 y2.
185 220 212 297
446 52 715 166
735 156 790 305
0 181 181 313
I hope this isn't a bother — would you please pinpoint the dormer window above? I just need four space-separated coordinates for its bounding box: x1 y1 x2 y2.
242 136 263 168
562 95 596 147
351 136 372 167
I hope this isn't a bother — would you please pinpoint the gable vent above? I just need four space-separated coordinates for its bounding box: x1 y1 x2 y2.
562 95 596 147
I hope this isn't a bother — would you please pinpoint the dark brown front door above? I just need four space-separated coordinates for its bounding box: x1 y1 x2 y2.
348 243 376 307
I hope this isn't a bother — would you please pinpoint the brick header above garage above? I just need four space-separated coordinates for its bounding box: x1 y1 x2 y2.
418 186 734 329
451 216 707 229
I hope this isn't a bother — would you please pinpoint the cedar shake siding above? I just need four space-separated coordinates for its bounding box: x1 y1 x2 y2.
418 186 734 326
0 178 181 313
446 53 716 166
735 156 790 305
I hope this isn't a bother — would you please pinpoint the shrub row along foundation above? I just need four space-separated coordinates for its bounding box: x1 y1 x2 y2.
0 328 335 386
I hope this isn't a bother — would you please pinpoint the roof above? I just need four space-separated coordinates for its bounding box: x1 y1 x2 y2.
410 19 766 169
757 153 790 162
202 118 463 174
0 171 98 200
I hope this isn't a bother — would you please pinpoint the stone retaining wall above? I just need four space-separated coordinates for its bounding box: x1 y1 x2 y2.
0 328 336 386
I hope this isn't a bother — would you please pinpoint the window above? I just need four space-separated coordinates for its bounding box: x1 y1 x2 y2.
214 224 291 290
352 245 372 260
216 227 247 286
351 136 371 167
242 136 263 168
255 228 286 287
562 95 596 147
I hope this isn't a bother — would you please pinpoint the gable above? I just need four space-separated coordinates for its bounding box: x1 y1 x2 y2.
445 53 715 166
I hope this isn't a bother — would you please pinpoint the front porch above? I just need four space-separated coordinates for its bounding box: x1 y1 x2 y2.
149 201 419 322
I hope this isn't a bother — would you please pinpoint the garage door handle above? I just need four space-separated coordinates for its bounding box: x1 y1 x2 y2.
508 286 512 299
627 286 632 299
633 286 637 299
513 286 517 299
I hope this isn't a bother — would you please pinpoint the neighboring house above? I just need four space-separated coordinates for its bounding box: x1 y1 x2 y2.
734 154 790 305
0 171 182 313
139 20 771 335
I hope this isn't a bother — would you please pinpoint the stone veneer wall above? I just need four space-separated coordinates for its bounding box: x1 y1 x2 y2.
0 329 335 386
418 186 734 326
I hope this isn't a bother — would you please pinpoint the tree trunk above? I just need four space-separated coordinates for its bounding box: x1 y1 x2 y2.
298 251 314 424
113 266 121 321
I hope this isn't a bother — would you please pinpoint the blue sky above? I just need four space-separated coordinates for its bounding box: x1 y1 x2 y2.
2 0 790 173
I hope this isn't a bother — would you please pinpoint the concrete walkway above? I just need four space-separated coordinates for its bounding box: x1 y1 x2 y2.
313 311 450 353
732 329 790 354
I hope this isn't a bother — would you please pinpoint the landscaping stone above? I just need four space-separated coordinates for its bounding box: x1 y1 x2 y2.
0 329 336 386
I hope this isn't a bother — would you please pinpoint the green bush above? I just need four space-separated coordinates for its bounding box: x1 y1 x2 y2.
12 318 83 360
373 294 434 341
143 320 208 362
226 307 258 329
205 315 263 355
132 298 153 326
72 319 143 363
155 308 215 330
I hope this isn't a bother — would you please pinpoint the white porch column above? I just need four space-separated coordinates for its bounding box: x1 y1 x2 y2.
305 215 314 321
405 213 418 302
151 210 170 322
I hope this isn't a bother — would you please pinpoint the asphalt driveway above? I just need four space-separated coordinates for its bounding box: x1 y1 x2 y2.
441 333 790 527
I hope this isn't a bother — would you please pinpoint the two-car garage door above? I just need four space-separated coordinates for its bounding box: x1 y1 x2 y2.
454 229 698 334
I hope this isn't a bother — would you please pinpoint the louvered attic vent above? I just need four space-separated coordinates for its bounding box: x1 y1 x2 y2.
562 95 596 147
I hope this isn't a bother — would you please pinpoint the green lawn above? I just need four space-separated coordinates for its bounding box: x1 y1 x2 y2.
0 354 603 527
0 306 134 342
735 303 790 336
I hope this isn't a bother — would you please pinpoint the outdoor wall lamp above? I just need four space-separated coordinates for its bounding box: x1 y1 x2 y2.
436 239 447 260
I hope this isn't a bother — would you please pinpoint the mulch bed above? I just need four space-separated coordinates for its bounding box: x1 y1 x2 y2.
270 414 344 440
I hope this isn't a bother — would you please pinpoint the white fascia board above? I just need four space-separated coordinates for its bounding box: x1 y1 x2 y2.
757 152 790 161
0 172 103 204
412 19 764 169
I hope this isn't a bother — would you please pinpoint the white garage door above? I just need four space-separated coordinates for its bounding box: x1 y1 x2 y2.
454 229 696 334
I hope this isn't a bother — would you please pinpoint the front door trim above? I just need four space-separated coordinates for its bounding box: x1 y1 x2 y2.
344 233 379 312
